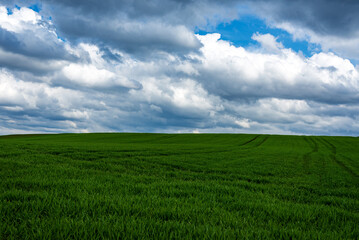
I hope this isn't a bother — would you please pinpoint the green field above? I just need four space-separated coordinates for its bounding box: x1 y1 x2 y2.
1 133 358 239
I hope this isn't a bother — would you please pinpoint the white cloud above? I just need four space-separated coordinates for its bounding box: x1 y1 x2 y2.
62 110 89 120
62 64 115 87
0 6 73 62
195 33 359 104
275 21 359 61
235 119 251 128
0 6 41 33
251 32 284 52
0 69 94 118
133 76 222 119
61 43 141 89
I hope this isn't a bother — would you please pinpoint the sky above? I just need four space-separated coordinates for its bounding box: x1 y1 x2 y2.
0 0 359 136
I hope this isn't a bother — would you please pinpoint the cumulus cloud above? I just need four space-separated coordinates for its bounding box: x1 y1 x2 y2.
251 33 284 52
0 6 73 60
270 21 359 61
59 44 142 89
195 33 359 104
249 0 359 60
0 69 95 133
249 0 359 37
0 47 67 75
1 2 359 135
0 0 243 58
53 16 202 56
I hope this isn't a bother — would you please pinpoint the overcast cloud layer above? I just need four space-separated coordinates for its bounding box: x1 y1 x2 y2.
1 1 359 135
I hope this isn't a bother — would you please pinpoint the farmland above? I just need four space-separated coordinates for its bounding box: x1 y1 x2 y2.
0 133 358 239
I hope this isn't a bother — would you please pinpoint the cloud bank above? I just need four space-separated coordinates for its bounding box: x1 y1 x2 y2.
1 1 359 135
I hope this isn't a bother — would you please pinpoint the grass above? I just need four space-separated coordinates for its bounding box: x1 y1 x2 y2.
0 133 358 239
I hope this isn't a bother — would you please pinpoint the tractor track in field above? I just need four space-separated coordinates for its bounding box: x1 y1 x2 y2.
254 136 269 147
320 138 358 178
303 137 318 174
238 135 268 148
237 135 260 146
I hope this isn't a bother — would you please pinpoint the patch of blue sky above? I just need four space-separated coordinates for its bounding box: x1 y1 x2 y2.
196 15 321 58
57 35 66 42
6 7 13 15
29 3 42 13
350 59 359 66
24 4 64 43
6 3 41 14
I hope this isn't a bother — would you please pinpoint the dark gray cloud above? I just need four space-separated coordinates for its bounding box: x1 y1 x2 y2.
250 0 359 37
247 0 359 59
0 49 65 75
52 14 202 56
39 0 359 38
4 0 358 58
2 0 239 57
41 0 238 20
0 27 73 60
4 0 359 38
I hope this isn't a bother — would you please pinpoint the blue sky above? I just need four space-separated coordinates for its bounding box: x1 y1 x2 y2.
196 15 321 58
1 0 359 135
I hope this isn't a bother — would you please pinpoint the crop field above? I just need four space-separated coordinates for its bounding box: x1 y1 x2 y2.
0 133 358 239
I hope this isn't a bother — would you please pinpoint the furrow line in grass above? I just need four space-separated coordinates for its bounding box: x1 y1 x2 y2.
338 155 359 176
320 138 358 178
302 137 318 174
254 136 269 148
237 135 260 147
311 137 327 183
